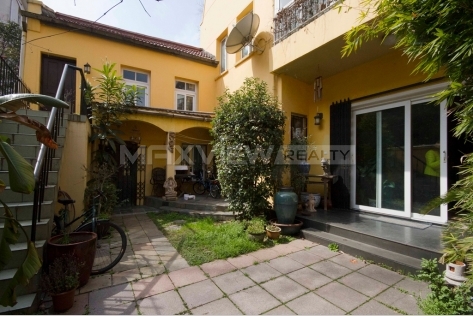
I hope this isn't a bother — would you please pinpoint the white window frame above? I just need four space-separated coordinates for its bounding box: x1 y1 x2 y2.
275 0 294 14
123 69 150 107
175 80 197 111
220 37 227 73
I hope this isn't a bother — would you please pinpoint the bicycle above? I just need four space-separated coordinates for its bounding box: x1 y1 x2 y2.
53 190 127 274
193 170 221 198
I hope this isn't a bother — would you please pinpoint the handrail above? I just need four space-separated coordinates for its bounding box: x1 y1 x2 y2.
0 56 31 105
30 64 88 242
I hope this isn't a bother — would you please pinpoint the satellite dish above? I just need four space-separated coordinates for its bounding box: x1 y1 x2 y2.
226 13 262 54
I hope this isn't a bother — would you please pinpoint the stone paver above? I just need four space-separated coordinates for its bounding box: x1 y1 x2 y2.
260 276 308 303
168 266 207 287
267 256 305 274
375 287 421 315
229 285 281 315
287 250 324 266
227 254 257 269
307 245 340 259
248 248 281 262
178 279 224 309
201 259 237 277
264 305 296 315
351 300 400 315
240 262 282 283
358 264 405 285
138 290 186 315
287 267 332 290
132 274 175 300
211 270 256 294
310 260 353 279
286 292 345 315
329 253 367 270
66 212 429 316
191 298 243 315
339 272 390 297
315 282 369 312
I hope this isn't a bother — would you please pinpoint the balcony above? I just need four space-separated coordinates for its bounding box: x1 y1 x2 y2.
273 0 338 44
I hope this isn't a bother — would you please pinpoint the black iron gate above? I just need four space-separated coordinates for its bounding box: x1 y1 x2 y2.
117 143 146 206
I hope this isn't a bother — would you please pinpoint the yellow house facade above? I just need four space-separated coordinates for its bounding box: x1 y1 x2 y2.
200 0 459 224
21 0 219 208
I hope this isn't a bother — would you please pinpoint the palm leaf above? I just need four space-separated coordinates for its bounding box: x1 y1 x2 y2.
0 137 34 194
0 94 69 112
0 202 41 307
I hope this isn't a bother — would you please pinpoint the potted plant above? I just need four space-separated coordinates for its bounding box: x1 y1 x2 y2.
246 217 266 242
41 254 80 312
440 225 469 285
265 224 281 240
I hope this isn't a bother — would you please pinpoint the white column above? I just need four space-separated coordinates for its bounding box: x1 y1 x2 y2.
166 131 176 178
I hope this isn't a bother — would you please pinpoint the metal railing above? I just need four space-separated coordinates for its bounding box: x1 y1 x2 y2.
273 0 338 44
31 64 88 242
0 56 31 104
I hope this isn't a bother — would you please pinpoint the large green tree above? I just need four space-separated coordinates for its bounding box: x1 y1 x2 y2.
211 78 285 220
0 21 22 73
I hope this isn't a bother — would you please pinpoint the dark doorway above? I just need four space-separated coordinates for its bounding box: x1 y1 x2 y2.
41 55 76 113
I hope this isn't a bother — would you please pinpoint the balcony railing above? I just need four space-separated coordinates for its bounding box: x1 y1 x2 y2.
273 0 338 44
0 56 31 99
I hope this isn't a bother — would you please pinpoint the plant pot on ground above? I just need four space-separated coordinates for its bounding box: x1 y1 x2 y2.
46 231 97 287
246 217 266 242
266 224 281 240
41 254 80 312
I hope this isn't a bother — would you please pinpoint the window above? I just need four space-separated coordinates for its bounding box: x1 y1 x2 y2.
279 0 293 9
123 69 149 106
241 44 252 59
291 114 307 139
176 80 197 111
220 37 227 73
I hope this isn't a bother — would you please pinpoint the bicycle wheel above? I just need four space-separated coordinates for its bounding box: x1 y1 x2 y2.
193 182 205 195
76 219 127 274
209 184 220 198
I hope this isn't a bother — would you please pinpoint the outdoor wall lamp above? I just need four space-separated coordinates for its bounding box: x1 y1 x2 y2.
84 62 91 74
314 112 323 125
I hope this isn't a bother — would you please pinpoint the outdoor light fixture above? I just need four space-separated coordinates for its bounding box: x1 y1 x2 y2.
314 112 323 125
84 62 91 74
130 125 141 144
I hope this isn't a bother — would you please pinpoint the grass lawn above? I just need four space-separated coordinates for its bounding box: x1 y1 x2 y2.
147 212 294 265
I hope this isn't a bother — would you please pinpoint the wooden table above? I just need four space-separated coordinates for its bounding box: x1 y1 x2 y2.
303 174 338 211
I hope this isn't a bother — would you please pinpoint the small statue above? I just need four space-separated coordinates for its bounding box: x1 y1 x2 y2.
306 194 317 213
163 177 178 201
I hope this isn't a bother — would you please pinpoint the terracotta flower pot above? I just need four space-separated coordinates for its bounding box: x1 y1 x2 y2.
266 226 281 240
47 232 97 287
51 287 76 312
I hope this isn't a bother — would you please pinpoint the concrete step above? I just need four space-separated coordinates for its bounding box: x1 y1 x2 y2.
0 293 37 314
301 228 422 275
297 213 442 261
0 121 66 137
9 144 63 158
0 169 58 186
0 269 40 298
4 240 45 270
0 218 51 243
0 133 65 146
0 185 56 203
0 156 61 171
157 205 234 221
0 200 53 221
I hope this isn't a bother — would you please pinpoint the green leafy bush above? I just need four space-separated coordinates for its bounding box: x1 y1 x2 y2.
417 259 473 315
211 78 285 220
246 217 266 234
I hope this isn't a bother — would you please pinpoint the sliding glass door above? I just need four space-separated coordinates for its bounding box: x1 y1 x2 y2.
352 97 447 223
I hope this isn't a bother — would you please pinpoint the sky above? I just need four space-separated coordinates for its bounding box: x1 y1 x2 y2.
40 0 204 47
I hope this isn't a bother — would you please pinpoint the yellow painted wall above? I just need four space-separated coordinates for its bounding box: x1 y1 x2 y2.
23 7 218 113
57 118 90 215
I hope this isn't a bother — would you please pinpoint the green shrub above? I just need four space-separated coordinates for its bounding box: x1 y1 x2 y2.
246 217 266 234
417 259 473 315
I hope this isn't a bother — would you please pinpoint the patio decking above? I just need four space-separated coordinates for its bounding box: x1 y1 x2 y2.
44 209 429 315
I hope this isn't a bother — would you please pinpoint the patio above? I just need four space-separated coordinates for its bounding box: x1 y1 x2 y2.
43 207 430 315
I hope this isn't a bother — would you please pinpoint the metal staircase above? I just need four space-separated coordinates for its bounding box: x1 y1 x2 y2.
0 109 67 314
